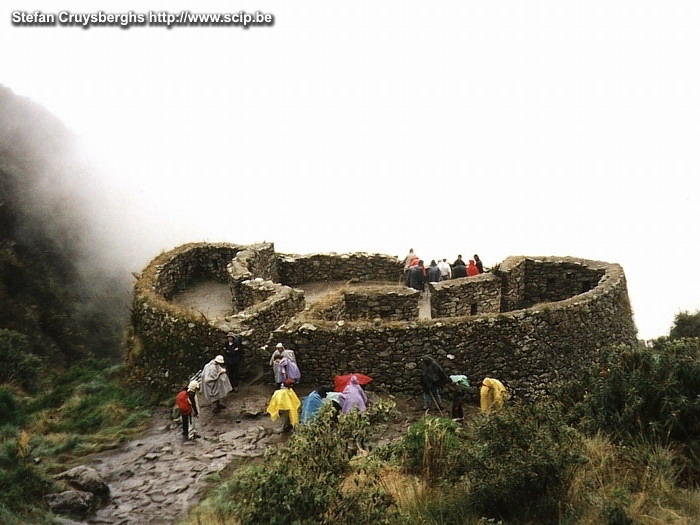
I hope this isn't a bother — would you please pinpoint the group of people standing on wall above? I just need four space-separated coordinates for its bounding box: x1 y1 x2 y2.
404 249 485 292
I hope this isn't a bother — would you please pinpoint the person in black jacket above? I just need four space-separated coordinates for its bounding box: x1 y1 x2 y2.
223 332 244 392
421 355 450 411
473 254 484 274
427 260 442 283
405 260 426 291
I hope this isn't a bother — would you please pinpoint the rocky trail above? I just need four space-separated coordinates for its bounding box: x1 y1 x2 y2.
60 383 427 525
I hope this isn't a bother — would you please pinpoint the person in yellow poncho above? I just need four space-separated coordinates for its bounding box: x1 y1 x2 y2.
480 377 508 413
266 386 301 430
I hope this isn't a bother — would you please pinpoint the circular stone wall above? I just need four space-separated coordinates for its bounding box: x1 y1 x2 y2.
128 245 637 396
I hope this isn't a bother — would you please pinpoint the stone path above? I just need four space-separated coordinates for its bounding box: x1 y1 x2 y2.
84 385 296 525
72 383 427 525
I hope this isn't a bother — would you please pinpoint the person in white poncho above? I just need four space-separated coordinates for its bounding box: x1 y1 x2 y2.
201 355 232 412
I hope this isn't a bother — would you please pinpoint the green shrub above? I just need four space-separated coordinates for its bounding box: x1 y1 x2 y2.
0 389 24 427
560 342 700 483
0 433 53 513
669 310 700 340
397 416 464 483
0 330 43 391
460 402 584 523
195 405 395 524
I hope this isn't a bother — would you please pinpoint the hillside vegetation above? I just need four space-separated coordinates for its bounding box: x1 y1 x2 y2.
0 86 153 522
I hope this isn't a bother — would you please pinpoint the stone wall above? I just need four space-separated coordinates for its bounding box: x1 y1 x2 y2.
277 252 403 286
521 258 605 306
429 274 501 318
127 243 304 389
343 286 420 321
496 257 527 312
227 243 278 312
151 243 242 300
273 257 637 398
129 246 637 397
235 280 305 356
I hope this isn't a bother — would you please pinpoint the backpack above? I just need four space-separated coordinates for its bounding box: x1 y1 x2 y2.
176 390 192 415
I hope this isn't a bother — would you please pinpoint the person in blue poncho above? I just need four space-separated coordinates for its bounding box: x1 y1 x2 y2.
300 385 335 424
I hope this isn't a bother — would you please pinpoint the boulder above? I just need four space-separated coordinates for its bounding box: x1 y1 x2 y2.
56 465 110 499
46 490 95 515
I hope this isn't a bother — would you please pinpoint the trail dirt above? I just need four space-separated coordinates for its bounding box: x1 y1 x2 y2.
80 382 437 525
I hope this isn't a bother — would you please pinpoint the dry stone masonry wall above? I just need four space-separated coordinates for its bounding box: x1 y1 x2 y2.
277 252 403 286
128 243 304 388
429 273 501 318
227 243 278 312
273 256 636 398
343 286 420 321
128 245 637 398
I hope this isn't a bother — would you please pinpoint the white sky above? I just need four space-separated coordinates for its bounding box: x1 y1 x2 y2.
2 1 698 339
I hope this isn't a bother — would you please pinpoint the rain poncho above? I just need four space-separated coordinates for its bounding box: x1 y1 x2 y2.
301 386 333 424
421 356 449 392
421 356 449 410
201 360 232 403
270 348 297 383
450 375 470 389
339 375 368 413
480 377 508 413
277 357 301 384
267 387 301 426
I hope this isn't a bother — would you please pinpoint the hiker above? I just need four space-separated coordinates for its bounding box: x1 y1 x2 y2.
201 355 232 412
222 332 244 392
403 248 416 270
421 355 450 411
339 375 368 414
480 377 508 413
473 254 484 274
467 259 479 277
452 256 467 278
427 260 442 283
175 386 194 440
405 260 425 291
438 258 452 280
274 352 301 388
269 343 296 384
448 374 470 420
267 385 301 432
186 380 201 439
301 385 333 424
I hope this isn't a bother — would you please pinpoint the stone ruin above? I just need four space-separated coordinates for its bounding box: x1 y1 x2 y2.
126 242 637 397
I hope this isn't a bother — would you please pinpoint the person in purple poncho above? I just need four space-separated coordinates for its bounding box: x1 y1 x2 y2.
274 353 301 388
339 375 368 414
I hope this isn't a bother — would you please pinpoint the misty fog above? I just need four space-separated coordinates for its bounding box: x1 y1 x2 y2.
2 1 699 340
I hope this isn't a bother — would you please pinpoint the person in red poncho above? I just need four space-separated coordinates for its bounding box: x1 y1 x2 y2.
467 259 479 277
